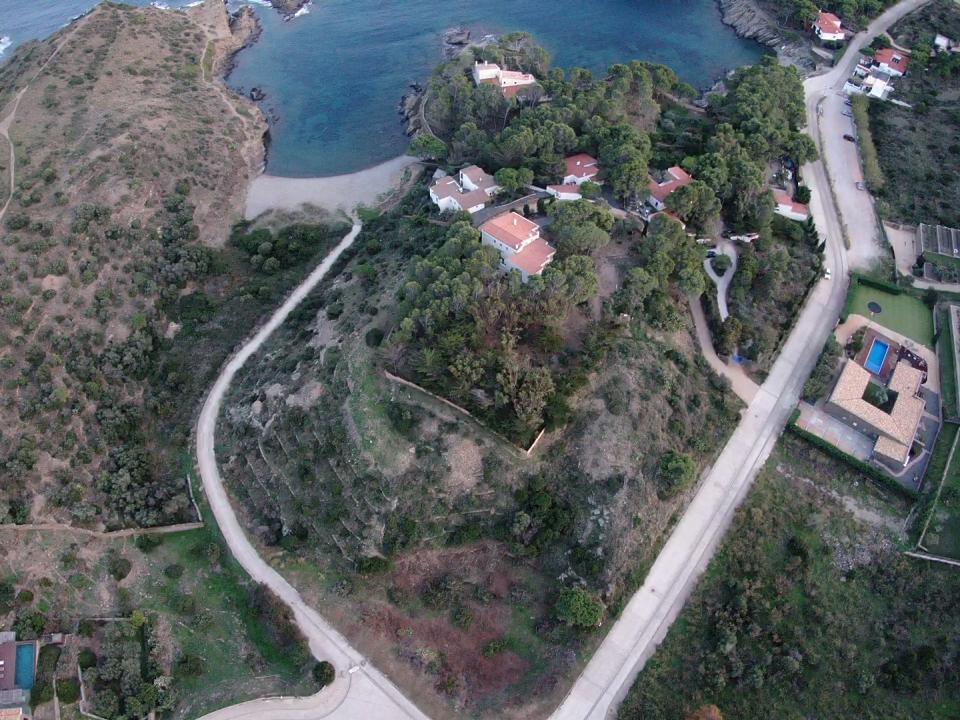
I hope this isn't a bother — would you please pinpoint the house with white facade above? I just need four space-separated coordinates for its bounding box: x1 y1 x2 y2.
872 47 910 76
479 212 556 282
562 154 600 185
647 166 693 211
772 188 810 222
546 184 583 201
813 11 845 43
472 62 537 99
429 166 501 214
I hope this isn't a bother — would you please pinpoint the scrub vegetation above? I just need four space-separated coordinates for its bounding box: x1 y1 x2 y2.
620 435 960 720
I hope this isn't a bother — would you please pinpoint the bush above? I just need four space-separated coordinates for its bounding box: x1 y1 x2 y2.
555 588 604 628
313 660 336 688
656 451 697 499
851 95 885 191
356 556 391 574
78 648 97 670
134 534 163 553
163 564 184 579
175 653 205 677
108 555 132 581
57 677 80 703
365 327 385 347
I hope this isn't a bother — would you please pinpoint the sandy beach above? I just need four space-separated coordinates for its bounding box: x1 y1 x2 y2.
244 154 420 219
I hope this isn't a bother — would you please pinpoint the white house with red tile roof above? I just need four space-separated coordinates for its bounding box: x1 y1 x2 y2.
546 184 583 201
562 154 600 185
472 62 537 99
772 188 810 222
813 11 845 42
479 212 556 282
873 47 910 76
647 166 693 211
429 166 500 214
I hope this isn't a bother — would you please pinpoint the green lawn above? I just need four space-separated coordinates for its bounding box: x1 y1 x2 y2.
937 306 958 419
919 423 960 560
846 284 934 347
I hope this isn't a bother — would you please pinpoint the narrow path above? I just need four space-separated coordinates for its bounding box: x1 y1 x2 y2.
689 298 759 403
0 23 80 225
0 522 203 538
195 222 429 720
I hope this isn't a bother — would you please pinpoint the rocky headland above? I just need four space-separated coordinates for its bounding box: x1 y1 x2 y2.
269 0 310 17
717 0 817 71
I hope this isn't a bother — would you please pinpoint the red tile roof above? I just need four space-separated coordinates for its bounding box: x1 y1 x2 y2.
648 166 693 203
480 212 540 251
773 188 810 217
814 11 843 35
874 47 910 73
509 236 556 276
564 154 599 180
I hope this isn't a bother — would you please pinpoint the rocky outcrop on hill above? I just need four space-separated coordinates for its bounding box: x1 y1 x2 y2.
718 0 783 46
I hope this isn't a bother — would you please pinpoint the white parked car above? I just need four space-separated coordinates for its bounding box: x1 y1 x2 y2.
824 268 832 280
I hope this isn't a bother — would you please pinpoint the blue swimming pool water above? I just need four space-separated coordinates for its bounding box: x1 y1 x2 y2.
865 339 890 375
14 643 35 689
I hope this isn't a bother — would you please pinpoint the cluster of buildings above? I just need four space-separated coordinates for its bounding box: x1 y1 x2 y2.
428 153 603 282
844 47 912 101
825 331 929 468
471 62 538 99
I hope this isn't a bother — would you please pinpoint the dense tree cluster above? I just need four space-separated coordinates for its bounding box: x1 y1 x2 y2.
763 0 896 29
391 221 598 437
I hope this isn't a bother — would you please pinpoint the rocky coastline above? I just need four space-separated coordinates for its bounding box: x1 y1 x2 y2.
269 0 311 18
716 0 818 71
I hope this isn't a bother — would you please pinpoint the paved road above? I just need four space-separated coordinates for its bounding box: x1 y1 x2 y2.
689 298 759 404
195 223 430 720
547 2 926 717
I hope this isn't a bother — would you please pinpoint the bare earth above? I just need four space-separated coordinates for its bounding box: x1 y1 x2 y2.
245 155 421 219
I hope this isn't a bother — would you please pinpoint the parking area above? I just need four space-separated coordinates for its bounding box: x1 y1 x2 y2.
797 402 876 461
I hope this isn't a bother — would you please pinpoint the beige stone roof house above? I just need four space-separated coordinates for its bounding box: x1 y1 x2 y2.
828 360 925 465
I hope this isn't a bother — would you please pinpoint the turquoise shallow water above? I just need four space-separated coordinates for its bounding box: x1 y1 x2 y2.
0 0 765 177
227 0 765 176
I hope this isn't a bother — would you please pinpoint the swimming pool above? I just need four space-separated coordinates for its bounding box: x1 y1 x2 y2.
14 643 35 689
865 339 890 375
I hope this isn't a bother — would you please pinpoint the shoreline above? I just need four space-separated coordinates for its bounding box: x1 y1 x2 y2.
244 154 421 219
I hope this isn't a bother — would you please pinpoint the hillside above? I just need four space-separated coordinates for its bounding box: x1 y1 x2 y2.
0 0 268 528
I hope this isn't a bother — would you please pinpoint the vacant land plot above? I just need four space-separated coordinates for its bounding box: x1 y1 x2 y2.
936 305 958 418
620 435 960 720
845 283 934 347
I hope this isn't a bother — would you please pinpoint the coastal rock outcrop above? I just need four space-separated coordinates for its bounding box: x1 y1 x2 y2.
398 84 425 136
269 0 310 17
717 0 782 46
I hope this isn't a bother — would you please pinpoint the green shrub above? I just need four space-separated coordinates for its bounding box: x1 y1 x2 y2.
365 327 385 347
482 638 506 656
108 555 132 581
163 564 184 579
313 660 336 687
656 451 697 499
175 653 205 677
57 677 80 703
78 648 97 670
555 588 604 628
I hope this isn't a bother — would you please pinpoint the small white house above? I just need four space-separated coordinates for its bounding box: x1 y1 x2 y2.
873 47 910 77
479 212 556 282
472 62 537 98
429 166 500 215
934 34 956 53
546 184 582 201
562 154 600 185
773 188 810 222
647 166 693 212
813 11 845 43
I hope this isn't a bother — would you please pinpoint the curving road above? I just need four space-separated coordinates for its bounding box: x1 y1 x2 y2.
195 222 430 720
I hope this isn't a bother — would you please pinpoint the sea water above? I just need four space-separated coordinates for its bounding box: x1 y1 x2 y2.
1 0 765 177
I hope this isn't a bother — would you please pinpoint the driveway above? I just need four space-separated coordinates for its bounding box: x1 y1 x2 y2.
796 401 875 461
703 240 738 321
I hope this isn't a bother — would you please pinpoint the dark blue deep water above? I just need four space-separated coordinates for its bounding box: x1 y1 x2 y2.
1 0 765 177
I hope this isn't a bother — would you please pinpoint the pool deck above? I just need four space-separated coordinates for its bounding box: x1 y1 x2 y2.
838 315 940 395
